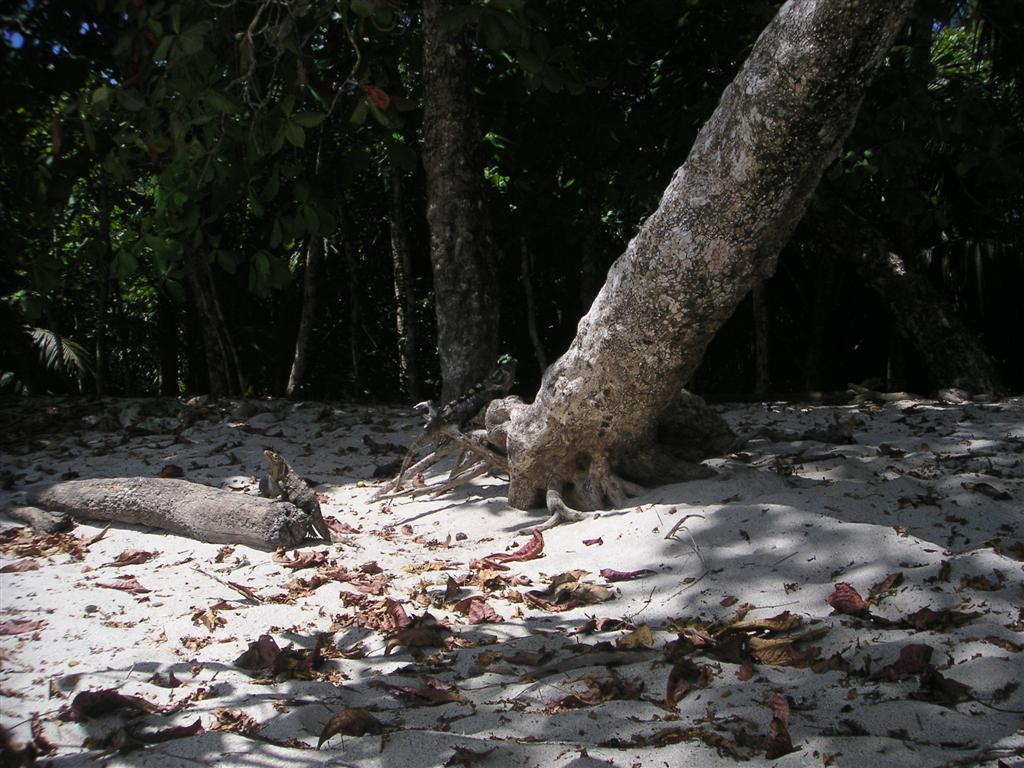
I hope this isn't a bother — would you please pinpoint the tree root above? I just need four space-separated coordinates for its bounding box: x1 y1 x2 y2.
373 425 509 503
532 456 647 531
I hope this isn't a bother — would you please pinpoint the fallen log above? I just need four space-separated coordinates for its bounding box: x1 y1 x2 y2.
16 478 310 550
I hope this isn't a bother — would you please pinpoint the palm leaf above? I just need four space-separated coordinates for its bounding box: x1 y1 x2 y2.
29 327 95 380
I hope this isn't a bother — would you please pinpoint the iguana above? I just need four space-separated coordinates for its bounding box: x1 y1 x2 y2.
417 354 518 432
261 450 331 541
381 355 517 495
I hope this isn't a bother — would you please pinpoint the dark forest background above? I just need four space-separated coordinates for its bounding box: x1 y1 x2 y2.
1 0 1021 402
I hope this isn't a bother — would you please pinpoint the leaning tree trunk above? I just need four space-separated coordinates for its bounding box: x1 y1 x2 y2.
500 0 914 515
182 250 244 397
422 0 500 401
810 194 1001 394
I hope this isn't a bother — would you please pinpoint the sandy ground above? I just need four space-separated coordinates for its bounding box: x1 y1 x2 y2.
1 395 1022 768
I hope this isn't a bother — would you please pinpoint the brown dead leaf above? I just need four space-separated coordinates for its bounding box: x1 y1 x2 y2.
747 626 829 667
550 674 644 710
0 559 40 573
616 624 654 650
376 676 469 706
317 708 384 749
60 689 163 721
0 619 46 636
524 573 614 612
405 560 461 575
97 576 151 594
770 693 790 727
384 625 450 656
235 634 282 671
960 481 1011 500
453 597 504 625
764 716 796 759
984 635 1022 653
827 583 870 617
272 549 328 571
191 607 226 631
867 572 903 602
582 537 603 546
719 610 803 636
444 575 462 602
874 643 932 681
910 667 973 706
444 746 497 766
100 549 157 568
666 658 716 705
210 709 261 735
900 607 980 632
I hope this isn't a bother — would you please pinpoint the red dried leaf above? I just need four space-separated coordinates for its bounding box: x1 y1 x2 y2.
384 626 448 656
1 559 41 573
96 576 151 594
570 616 630 635
468 558 510 571
486 529 544 563
876 643 933 681
100 550 157 568
272 549 328 571
327 518 361 535
148 671 182 688
60 689 163 722
600 567 655 582
826 583 870 616
386 599 412 631
317 708 384 749
770 693 790 728
582 537 603 546
378 677 468 705
0 619 46 635
359 560 383 575
466 599 503 625
737 659 755 681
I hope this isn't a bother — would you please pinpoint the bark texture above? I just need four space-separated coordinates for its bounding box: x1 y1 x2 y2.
504 0 915 510
389 166 422 400
422 0 500 401
811 197 1001 394
286 235 325 398
25 478 309 549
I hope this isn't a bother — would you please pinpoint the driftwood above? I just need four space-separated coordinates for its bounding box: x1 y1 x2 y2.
13 478 310 550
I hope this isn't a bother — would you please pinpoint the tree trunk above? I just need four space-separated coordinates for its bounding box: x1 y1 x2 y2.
181 250 244 397
286 235 325 398
752 281 770 396
157 289 179 396
810 195 1001 393
500 0 914 513
422 0 500 401
339 206 363 394
520 237 547 373
389 166 422 401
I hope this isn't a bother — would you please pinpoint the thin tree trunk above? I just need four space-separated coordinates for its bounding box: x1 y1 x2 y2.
389 165 422 401
811 193 1000 393
286 235 325 398
422 0 500 401
497 0 914 513
519 237 547 372
94 181 111 397
181 250 244 398
339 206 363 394
752 281 770 396
157 289 179 396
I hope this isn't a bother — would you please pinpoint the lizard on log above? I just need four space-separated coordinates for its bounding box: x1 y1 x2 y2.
261 450 331 541
374 355 517 499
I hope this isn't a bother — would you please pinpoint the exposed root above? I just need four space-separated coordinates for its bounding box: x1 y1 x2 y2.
534 483 590 531
373 424 509 503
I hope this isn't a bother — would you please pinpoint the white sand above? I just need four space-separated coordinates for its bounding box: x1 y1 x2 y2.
1 395 1022 767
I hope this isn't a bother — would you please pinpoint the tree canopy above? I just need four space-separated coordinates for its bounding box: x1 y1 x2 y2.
1 0 1021 399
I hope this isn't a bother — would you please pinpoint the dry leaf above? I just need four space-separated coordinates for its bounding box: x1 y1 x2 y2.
0 559 40 573
599 567 655 582
317 708 384 749
486 529 544 563
60 689 163 721
100 549 157 568
97 576 151 594
616 624 654 650
0 619 46 636
826 583 870 616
